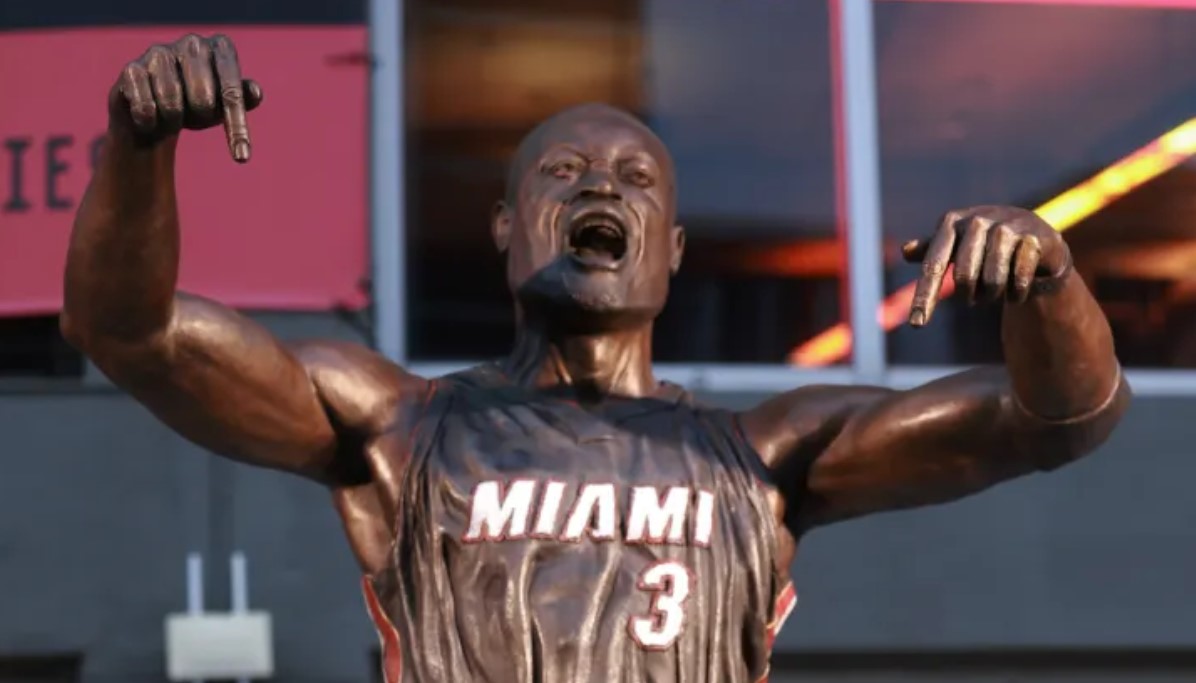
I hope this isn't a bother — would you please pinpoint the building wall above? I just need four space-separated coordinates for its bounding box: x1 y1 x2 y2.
1 314 1193 682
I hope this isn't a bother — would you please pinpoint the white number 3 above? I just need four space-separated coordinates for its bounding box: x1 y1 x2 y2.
629 561 691 649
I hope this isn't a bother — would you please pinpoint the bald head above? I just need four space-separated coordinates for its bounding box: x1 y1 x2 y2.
505 104 674 204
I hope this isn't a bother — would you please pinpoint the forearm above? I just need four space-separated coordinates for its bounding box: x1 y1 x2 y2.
1001 267 1122 420
62 129 181 345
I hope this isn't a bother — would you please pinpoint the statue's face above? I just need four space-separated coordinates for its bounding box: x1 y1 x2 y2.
494 107 685 331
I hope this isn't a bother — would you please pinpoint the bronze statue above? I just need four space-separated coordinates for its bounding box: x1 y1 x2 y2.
63 35 1129 683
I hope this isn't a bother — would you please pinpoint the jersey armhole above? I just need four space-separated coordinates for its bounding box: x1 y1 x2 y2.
726 409 800 612
362 377 447 585
728 410 781 486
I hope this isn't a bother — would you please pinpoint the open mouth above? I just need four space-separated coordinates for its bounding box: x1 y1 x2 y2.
567 212 628 269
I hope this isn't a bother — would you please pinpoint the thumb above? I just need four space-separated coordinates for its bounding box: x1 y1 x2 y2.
243 79 264 112
902 238 930 263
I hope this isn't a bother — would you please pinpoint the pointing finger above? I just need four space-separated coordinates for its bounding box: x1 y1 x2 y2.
908 212 960 327
210 34 251 162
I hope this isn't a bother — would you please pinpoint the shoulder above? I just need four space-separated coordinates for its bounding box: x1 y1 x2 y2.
288 340 431 435
735 383 893 467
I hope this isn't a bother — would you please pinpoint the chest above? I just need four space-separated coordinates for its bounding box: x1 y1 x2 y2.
410 393 769 551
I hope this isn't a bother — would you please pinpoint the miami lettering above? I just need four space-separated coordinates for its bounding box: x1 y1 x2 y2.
463 480 715 546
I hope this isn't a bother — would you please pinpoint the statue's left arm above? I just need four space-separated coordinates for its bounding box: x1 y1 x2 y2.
739 205 1130 533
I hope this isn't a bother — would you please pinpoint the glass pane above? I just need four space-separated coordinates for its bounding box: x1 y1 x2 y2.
876 1 1196 368
405 0 846 364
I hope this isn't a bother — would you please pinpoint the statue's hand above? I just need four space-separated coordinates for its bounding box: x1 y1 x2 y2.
903 205 1070 326
108 34 263 162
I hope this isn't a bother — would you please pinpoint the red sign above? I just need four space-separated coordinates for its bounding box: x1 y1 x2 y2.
0 26 369 315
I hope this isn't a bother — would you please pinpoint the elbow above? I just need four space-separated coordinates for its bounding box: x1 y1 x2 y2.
60 272 101 351
1019 372 1132 471
59 309 89 351
59 305 110 355
59 304 174 376
59 285 176 357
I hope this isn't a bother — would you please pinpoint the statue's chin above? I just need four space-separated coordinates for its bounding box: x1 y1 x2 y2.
520 267 617 309
515 264 662 332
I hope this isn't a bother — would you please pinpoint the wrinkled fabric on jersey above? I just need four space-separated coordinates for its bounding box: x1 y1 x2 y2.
364 365 792 683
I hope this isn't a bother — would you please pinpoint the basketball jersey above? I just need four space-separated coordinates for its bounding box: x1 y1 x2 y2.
362 364 796 682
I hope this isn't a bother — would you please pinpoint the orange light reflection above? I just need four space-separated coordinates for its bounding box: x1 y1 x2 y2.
788 117 1196 366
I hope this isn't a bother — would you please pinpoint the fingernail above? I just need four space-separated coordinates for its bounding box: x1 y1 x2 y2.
233 140 250 162
903 240 917 251
909 310 926 326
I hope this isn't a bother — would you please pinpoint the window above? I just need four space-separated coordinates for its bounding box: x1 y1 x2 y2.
873 0 1196 368
404 0 847 364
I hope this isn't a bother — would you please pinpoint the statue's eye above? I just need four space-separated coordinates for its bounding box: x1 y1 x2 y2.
547 160 583 178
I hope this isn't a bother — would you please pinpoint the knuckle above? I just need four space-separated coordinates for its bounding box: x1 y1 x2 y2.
146 44 173 62
210 34 236 52
129 101 157 124
187 82 217 107
190 95 216 114
179 34 210 57
221 85 244 104
121 61 145 81
969 214 993 230
159 96 184 117
922 261 946 277
994 221 1016 237
176 33 202 49
946 209 973 228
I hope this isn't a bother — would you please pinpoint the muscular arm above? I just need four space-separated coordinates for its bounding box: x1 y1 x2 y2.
63 132 370 482
61 38 418 484
742 209 1130 534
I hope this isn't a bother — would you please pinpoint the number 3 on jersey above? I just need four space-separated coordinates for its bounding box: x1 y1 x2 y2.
629 561 691 649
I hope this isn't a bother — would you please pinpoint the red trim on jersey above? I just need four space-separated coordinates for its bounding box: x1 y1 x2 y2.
766 582 798 650
758 582 799 683
362 577 403 683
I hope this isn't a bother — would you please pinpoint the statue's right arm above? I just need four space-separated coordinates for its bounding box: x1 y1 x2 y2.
61 35 417 486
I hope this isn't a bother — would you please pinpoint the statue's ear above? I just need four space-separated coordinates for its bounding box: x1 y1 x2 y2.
669 224 685 274
492 201 512 253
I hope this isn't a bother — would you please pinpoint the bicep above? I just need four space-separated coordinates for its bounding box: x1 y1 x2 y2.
800 367 1062 529
751 367 1127 533
92 293 340 478
806 374 1019 525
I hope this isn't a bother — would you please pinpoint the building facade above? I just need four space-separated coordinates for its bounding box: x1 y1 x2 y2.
3 1 1196 681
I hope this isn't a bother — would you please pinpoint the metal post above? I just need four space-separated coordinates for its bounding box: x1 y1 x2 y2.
368 0 406 363
229 552 249 683
185 553 205 683
837 0 887 382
